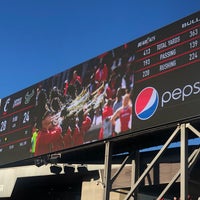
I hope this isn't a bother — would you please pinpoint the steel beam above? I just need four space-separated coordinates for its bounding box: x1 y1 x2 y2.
156 147 200 200
124 125 180 200
180 124 188 200
103 141 113 200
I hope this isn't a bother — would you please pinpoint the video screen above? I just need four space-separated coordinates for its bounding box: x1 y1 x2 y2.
0 11 199 166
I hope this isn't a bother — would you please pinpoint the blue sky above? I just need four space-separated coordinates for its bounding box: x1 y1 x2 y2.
0 0 199 98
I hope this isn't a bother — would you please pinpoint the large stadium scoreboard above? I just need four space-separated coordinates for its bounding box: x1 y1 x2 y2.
0 11 199 166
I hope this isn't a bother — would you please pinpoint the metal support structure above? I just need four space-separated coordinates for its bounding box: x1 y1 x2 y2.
156 123 200 199
156 147 200 200
186 123 200 137
102 123 200 200
180 123 188 200
103 141 134 200
124 125 180 200
103 141 113 200
131 150 140 200
111 153 133 185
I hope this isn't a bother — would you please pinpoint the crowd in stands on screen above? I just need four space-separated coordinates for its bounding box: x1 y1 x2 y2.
69 70 82 95
34 110 64 156
32 85 92 156
31 45 136 156
95 63 108 88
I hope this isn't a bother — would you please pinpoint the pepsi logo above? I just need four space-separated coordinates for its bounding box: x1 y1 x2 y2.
135 87 159 120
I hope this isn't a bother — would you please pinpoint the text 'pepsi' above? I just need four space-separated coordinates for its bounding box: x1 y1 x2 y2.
161 81 200 107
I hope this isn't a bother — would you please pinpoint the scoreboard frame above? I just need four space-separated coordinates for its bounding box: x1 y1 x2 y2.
0 11 199 166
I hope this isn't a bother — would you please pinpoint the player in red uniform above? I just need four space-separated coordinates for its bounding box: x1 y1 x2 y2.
81 113 92 137
70 70 82 95
99 99 113 139
63 126 73 148
34 111 64 156
74 110 92 146
111 94 132 133
72 123 82 146
95 63 108 88
70 70 82 86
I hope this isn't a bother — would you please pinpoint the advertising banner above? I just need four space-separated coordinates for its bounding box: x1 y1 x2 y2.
0 11 199 166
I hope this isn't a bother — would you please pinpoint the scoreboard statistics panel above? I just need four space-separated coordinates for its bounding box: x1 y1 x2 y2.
132 11 200 132
0 85 36 165
0 11 199 166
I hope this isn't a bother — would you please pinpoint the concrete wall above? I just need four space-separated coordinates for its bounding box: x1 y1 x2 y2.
0 165 52 197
